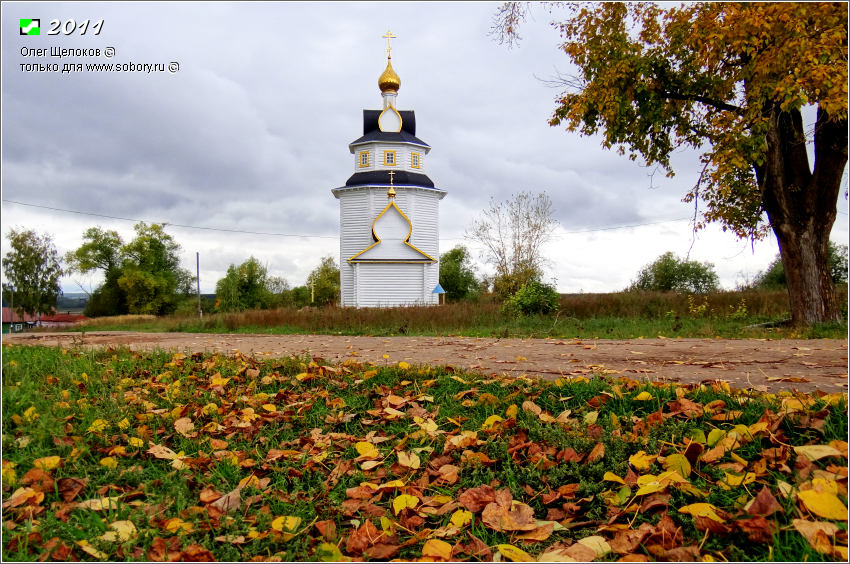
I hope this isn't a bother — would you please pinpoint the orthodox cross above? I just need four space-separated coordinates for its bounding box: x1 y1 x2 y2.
387 170 396 198
382 30 397 58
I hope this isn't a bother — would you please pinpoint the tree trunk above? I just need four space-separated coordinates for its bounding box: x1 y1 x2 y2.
760 106 847 325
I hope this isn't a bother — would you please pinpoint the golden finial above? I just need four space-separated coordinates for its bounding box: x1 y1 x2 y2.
378 30 401 93
382 29 397 59
387 171 396 198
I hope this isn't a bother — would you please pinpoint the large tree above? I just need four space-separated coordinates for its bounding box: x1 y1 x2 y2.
494 2 847 324
65 223 192 316
466 191 558 299
307 256 340 306
2 228 63 320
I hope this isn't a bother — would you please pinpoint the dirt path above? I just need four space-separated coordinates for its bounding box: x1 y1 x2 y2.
3 331 847 394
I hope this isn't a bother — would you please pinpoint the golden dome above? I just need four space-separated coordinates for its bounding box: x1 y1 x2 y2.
378 58 401 93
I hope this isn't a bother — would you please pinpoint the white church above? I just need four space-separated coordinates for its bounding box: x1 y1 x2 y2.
332 32 446 307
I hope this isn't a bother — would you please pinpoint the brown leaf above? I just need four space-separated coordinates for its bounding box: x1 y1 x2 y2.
661 545 701 561
148 537 181 562
745 486 784 517
516 522 554 542
345 520 393 556
667 398 704 419
181 544 215 561
315 520 337 541
210 486 241 513
452 533 492 560
20 468 54 494
458 485 496 513
364 543 399 559
481 497 536 532
735 516 776 543
173 417 195 438
436 464 460 485
199 487 222 504
695 515 731 534
564 543 597 561
639 492 671 514
587 442 605 464
792 519 841 555
683 441 704 466
609 523 653 554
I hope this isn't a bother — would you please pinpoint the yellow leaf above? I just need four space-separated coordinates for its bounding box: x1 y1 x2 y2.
33 455 61 471
398 361 411 370
128 437 145 448
722 471 756 488
482 414 503 430
393 493 419 515
316 542 345 562
664 453 692 477
117 418 130 430
76 540 107 560
679 503 725 523
355 441 380 459
603 471 626 485
261 404 277 412
707 429 726 447
628 450 657 471
635 481 667 496
87 419 108 433
422 539 453 560
497 544 535 562
584 410 599 424
797 488 849 520
211 375 230 386
450 509 473 528
99 520 137 542
271 515 302 532
397 451 420 469
202 403 219 415
100 457 118 469
164 517 194 533
2 461 16 486
634 391 653 401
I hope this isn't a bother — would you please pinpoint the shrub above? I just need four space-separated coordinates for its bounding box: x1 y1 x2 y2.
504 280 560 316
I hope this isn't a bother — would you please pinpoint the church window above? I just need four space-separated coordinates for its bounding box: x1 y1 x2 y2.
359 151 369 167
384 150 397 166
410 153 421 169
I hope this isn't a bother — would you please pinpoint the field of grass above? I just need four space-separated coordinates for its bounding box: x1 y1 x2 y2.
2 345 847 561
70 289 848 339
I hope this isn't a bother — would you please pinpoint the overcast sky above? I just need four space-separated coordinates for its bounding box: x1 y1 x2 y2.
2 1 848 296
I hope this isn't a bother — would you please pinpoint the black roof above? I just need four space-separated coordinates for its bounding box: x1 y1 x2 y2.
350 109 430 147
344 170 435 189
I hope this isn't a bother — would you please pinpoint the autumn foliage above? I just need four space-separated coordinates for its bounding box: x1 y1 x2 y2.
3 344 847 561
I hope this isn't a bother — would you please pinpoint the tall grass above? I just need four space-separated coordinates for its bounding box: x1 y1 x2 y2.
63 287 847 339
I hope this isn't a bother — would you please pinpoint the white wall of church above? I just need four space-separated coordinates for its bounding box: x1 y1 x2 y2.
336 185 443 307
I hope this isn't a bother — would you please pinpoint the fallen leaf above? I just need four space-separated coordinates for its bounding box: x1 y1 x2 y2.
745 486 784 517
393 494 419 515
174 417 195 437
497 543 535 562
32 456 60 471
679 502 725 523
398 451 420 469
99 520 138 542
797 488 848 520
458 486 496 513
422 538 453 560
450 509 473 528
628 451 657 471
794 444 843 461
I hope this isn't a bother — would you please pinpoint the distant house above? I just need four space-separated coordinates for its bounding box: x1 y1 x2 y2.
2 307 89 333
40 312 88 328
1 307 40 334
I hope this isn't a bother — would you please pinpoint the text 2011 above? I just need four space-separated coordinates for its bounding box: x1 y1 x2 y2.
47 19 104 35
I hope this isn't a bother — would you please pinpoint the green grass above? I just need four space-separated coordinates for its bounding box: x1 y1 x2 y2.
3 345 847 561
